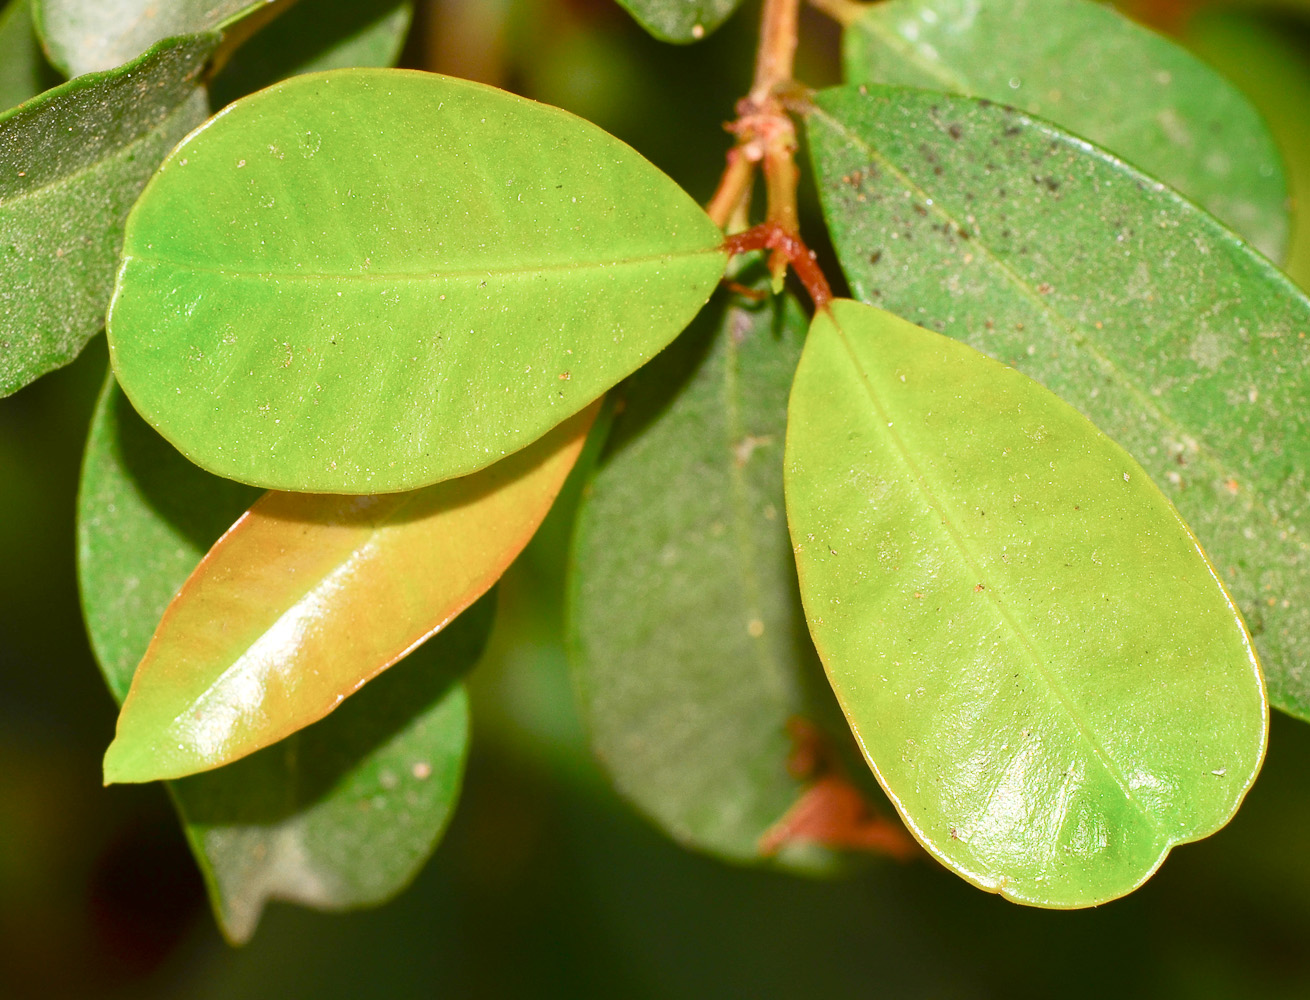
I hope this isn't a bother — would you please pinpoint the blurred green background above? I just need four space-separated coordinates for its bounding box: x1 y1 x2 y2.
3 1 1310 996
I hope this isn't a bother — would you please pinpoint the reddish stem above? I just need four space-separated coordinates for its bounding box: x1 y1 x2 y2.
723 223 833 311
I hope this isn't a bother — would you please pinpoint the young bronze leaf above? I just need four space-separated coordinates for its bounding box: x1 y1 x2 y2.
33 0 253 76
570 283 856 869
843 0 1288 259
614 0 743 43
786 300 1267 907
79 376 491 942
807 85 1310 721
0 34 213 397
103 402 596 784
107 68 727 493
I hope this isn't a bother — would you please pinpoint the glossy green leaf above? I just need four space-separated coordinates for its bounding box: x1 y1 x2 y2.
107 68 727 493
570 281 845 868
1 0 58 111
104 401 595 783
78 374 490 943
786 299 1267 906
843 0 1288 261
807 85 1310 721
32 0 252 76
211 0 412 108
0 34 213 397
614 0 742 43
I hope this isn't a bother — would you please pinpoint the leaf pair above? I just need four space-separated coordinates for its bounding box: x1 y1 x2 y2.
79 378 489 942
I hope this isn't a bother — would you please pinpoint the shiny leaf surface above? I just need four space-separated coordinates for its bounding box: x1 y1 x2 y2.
843 0 1289 259
1 0 57 111
103 402 594 783
33 0 251 76
808 85 1310 720
0 34 213 396
107 69 726 493
211 0 412 108
614 0 742 43
570 282 846 868
79 376 490 942
786 299 1267 906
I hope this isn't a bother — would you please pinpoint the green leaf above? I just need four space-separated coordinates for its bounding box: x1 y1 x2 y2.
843 0 1289 261
107 68 727 493
807 85 1310 721
786 299 1267 906
570 281 843 867
78 374 490 944
614 0 742 43
32 0 252 76
0 34 213 397
211 0 413 108
103 401 595 783
1 0 58 111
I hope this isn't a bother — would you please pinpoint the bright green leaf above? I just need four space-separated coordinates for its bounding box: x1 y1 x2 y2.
107 68 727 493
32 0 252 76
843 0 1288 261
570 281 850 868
211 0 413 108
614 0 742 43
78 374 489 944
786 299 1267 906
1 0 58 111
0 34 213 397
103 401 595 783
807 85 1310 721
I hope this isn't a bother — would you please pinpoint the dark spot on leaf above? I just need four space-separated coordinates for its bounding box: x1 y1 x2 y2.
869 250 883 266
948 124 963 140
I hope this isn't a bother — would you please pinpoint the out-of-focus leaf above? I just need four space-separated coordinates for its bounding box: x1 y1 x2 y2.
103 402 596 784
807 85 1310 721
1 0 58 111
614 0 742 43
107 68 727 493
843 0 1288 260
1180 9 1310 287
211 0 412 108
570 281 846 868
0 34 213 397
32 0 253 76
786 299 1267 906
78 376 488 941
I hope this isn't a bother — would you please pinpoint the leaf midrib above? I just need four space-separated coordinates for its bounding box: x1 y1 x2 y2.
812 105 1309 561
121 245 726 284
825 307 1164 840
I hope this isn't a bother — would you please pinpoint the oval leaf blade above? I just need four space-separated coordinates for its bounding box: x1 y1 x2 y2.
107 68 727 493
786 299 1267 907
842 0 1289 259
79 375 490 943
807 84 1310 721
33 0 252 76
103 402 596 784
0 34 213 396
570 282 860 868
614 0 743 43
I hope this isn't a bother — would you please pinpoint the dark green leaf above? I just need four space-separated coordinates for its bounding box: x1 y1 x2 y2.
786 299 1267 906
211 0 412 108
614 0 743 43
1 0 59 111
33 0 251 76
569 282 844 868
78 375 488 943
807 85 1310 721
843 0 1289 261
0 34 214 397
108 68 727 493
